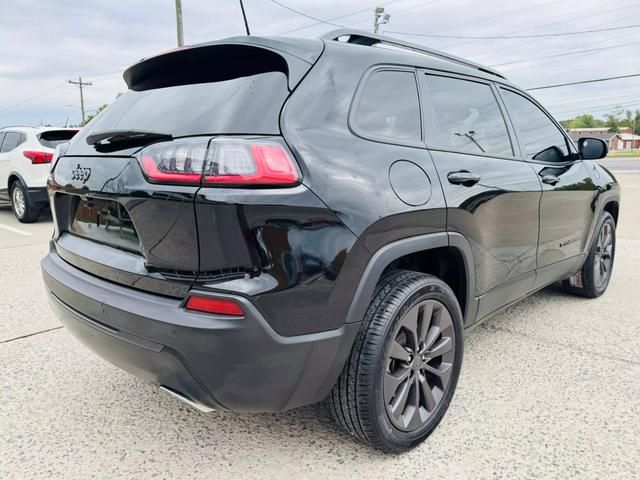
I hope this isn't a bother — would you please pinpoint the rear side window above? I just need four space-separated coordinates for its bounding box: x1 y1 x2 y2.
424 75 512 156
500 89 569 162
0 132 25 153
39 130 78 149
354 70 421 143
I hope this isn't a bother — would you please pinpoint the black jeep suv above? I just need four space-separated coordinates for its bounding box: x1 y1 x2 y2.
41 30 620 452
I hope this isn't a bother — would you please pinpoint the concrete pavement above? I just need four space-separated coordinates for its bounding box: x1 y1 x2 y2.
1 176 639 479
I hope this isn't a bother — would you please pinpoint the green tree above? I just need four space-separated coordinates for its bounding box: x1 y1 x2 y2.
569 114 598 128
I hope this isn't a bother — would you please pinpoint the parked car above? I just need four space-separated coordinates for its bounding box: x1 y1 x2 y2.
41 30 619 452
0 126 78 222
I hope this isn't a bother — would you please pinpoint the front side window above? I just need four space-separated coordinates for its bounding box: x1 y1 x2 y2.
354 70 421 142
424 75 513 157
0 132 24 153
500 89 569 162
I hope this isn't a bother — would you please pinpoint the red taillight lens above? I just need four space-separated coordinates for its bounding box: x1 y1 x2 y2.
204 142 299 185
138 138 209 185
185 295 244 316
23 150 53 164
137 138 300 186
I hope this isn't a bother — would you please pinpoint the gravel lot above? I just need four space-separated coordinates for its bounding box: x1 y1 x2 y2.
1 172 639 480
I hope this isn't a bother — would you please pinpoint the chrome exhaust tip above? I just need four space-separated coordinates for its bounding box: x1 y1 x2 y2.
159 385 215 413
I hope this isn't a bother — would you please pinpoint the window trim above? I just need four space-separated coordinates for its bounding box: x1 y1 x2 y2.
497 86 580 166
418 70 519 161
348 65 424 149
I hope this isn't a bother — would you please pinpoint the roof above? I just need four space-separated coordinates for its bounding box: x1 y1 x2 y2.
320 29 506 80
618 133 640 140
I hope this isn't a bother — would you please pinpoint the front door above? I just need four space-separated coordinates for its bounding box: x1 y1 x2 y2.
498 88 598 289
419 72 542 322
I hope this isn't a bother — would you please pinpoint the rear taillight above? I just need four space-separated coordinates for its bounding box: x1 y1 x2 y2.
137 137 300 186
23 150 53 164
185 295 244 316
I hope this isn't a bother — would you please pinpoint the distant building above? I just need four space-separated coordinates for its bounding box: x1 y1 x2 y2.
567 127 640 151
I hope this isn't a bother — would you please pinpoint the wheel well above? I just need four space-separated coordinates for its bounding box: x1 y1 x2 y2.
381 246 467 317
7 174 20 192
603 201 619 225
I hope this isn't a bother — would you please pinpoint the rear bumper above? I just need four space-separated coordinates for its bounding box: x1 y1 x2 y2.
41 247 359 412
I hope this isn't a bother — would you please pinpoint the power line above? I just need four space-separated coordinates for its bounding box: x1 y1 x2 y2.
387 23 640 40
527 73 640 91
268 0 346 29
441 1 638 53
0 84 65 113
422 0 567 35
276 0 405 35
490 40 640 68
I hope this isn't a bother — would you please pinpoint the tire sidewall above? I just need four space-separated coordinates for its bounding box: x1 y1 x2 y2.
588 212 616 296
369 278 464 450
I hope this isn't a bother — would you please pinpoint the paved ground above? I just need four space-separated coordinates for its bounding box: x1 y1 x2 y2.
1 173 639 479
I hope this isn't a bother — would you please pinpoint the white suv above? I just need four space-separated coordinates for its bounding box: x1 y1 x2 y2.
0 126 78 222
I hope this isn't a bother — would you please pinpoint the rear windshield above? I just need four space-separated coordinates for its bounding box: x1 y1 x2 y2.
39 130 78 148
78 72 288 139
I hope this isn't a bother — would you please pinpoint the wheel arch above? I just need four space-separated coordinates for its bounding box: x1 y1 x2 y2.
7 171 27 191
345 232 477 326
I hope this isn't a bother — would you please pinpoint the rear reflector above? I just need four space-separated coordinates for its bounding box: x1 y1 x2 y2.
185 295 244 316
23 150 54 164
137 137 299 186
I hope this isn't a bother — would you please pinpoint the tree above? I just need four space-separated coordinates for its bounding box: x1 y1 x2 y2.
79 103 108 127
569 114 602 128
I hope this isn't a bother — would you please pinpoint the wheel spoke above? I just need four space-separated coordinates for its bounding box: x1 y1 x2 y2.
390 374 412 420
424 363 453 389
426 336 453 358
418 373 437 412
405 376 423 429
402 304 421 349
389 340 411 362
384 368 410 403
417 302 434 345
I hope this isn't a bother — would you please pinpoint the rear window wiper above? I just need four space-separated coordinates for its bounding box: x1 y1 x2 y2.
86 130 173 152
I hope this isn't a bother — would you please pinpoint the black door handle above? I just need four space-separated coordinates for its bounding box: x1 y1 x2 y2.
447 171 481 186
541 174 560 185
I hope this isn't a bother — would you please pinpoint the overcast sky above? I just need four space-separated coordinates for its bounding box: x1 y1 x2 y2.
1 0 639 127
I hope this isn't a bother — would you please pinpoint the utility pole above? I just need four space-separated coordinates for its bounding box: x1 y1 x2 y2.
67 77 92 124
373 7 390 33
175 0 184 47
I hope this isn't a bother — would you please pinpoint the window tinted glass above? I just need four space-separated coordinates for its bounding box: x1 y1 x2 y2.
76 72 288 140
38 130 78 149
501 89 569 162
424 75 512 156
0 132 24 153
355 70 421 142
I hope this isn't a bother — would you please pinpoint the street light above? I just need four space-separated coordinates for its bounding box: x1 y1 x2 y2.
373 7 391 33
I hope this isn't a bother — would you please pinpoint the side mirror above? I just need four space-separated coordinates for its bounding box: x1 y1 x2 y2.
578 137 608 160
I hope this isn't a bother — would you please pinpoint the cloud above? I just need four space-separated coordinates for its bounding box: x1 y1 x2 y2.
1 0 638 126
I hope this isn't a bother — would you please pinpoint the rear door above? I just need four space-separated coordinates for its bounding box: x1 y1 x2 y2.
0 132 25 200
419 72 542 321
498 87 597 288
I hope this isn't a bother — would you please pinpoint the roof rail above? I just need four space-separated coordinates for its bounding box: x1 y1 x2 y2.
320 29 505 79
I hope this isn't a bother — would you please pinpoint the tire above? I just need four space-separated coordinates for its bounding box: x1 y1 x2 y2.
329 270 464 453
563 211 616 298
10 181 41 223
